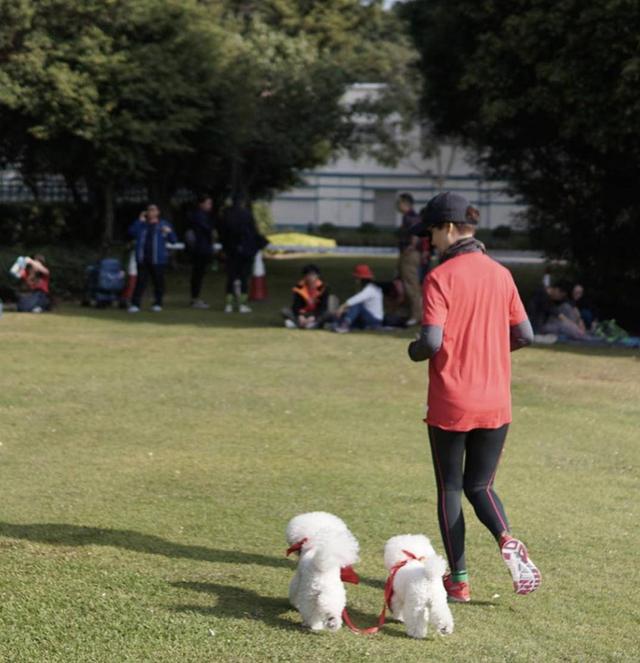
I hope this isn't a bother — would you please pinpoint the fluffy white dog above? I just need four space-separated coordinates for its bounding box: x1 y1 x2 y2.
285 511 359 631
383 534 454 639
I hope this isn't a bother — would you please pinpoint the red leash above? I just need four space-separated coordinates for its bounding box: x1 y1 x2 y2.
342 550 423 635
287 540 423 636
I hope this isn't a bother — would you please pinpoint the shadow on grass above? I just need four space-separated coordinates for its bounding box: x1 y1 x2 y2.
0 521 291 569
170 581 299 632
170 580 386 635
0 521 385 590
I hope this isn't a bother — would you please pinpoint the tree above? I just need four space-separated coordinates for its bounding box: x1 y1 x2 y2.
0 0 417 242
0 0 229 240
402 0 640 326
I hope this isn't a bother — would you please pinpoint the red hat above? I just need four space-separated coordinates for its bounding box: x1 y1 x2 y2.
353 264 374 279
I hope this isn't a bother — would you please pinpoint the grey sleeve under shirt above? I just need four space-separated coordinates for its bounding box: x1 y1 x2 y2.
408 319 534 362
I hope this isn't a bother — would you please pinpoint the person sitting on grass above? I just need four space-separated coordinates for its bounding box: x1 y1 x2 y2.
334 264 383 333
541 279 587 340
282 264 331 329
571 283 597 331
17 255 51 313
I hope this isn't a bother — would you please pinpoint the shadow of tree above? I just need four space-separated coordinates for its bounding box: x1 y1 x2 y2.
0 521 290 569
0 521 385 589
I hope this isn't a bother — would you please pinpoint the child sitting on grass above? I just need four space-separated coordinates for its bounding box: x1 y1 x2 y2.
282 264 332 329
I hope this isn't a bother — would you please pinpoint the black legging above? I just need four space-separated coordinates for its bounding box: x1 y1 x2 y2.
428 424 510 574
190 254 211 300
225 254 253 295
132 262 165 307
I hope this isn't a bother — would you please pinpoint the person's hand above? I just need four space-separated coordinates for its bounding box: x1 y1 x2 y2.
139 211 147 221
161 225 170 236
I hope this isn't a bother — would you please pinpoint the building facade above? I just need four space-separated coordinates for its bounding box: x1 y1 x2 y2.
270 85 526 231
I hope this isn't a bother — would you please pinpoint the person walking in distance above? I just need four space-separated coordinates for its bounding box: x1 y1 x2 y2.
187 195 215 309
128 204 177 313
397 193 422 326
407 192 541 602
218 200 266 314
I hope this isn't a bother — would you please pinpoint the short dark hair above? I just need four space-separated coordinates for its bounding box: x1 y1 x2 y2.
398 192 414 205
197 193 212 204
302 263 320 276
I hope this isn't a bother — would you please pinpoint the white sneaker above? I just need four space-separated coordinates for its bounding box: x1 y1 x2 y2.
284 319 297 329
32 307 43 314
224 304 233 313
501 537 542 595
239 304 252 314
151 305 162 312
128 305 140 313
191 299 210 310
406 318 418 327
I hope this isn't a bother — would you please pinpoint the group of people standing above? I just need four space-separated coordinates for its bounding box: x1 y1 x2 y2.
126 196 266 314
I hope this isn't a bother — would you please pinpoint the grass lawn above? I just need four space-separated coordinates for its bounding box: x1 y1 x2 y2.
0 257 638 662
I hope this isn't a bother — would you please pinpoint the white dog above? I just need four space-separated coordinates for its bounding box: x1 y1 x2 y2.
286 512 359 631
383 534 454 639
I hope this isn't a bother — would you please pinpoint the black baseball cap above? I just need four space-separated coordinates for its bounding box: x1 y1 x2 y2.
409 192 476 237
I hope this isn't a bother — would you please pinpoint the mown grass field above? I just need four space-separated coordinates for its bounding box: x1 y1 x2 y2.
1 257 638 662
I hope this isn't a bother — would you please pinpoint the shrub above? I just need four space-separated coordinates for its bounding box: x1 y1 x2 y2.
491 225 512 239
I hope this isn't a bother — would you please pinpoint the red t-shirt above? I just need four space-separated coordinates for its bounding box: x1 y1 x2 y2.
422 252 527 431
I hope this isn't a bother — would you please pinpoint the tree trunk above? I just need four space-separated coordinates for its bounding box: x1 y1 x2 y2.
102 180 115 245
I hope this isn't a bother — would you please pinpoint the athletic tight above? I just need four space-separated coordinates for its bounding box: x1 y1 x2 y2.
428 424 510 574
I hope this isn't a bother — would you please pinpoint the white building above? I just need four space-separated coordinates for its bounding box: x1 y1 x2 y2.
270 84 526 231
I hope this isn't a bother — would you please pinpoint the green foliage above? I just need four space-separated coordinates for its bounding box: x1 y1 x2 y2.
0 0 416 242
402 0 640 326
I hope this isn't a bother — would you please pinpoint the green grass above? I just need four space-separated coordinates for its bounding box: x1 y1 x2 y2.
0 257 638 662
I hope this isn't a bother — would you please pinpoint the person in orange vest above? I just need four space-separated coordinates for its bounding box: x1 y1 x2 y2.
282 264 330 329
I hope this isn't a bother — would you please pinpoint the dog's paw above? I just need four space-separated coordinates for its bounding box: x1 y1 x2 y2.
325 615 341 632
437 621 454 636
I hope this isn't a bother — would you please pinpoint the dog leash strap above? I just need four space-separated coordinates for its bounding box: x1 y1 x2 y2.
341 604 386 635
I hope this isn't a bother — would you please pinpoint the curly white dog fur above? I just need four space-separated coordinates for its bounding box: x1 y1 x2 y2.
286 512 359 631
383 534 454 639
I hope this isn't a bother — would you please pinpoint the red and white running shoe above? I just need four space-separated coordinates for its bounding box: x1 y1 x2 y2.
443 574 471 603
500 537 541 595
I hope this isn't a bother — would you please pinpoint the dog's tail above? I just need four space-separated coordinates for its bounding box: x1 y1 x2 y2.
423 553 447 581
311 527 359 573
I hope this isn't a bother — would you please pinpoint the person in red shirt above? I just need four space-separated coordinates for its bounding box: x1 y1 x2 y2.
407 192 540 603
17 255 51 312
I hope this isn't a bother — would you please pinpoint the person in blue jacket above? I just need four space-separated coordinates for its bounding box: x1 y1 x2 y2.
128 204 177 313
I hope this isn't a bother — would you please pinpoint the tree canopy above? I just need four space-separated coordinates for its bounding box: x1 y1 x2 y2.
402 0 640 325
0 0 415 240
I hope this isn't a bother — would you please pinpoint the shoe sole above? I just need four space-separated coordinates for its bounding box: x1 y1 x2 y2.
446 595 470 604
501 539 541 595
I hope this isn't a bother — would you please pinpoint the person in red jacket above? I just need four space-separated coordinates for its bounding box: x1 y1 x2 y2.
407 192 540 603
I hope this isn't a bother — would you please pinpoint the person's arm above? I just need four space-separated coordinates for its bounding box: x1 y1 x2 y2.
25 257 49 276
344 285 371 308
291 292 305 317
510 319 534 351
408 325 443 361
128 219 142 238
509 276 535 350
162 222 178 243
407 273 448 361
316 288 329 315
